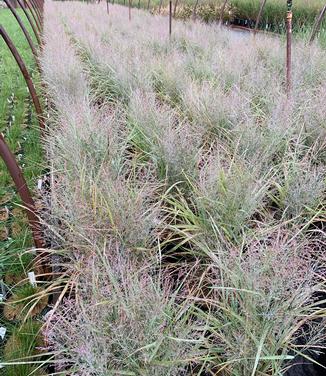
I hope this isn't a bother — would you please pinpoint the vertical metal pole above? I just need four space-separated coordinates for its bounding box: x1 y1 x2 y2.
286 0 292 96
254 0 267 33
169 0 172 36
309 4 326 44
173 0 179 17
106 0 109 13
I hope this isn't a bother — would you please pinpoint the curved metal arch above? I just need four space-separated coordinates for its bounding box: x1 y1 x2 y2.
0 25 45 133
3 0 41 72
25 0 42 34
0 134 44 250
16 0 42 46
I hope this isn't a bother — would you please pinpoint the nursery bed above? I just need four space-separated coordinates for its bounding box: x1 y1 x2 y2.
34 1 326 375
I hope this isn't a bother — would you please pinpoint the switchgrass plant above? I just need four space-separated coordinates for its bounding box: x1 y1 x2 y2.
41 2 326 375
44 246 203 375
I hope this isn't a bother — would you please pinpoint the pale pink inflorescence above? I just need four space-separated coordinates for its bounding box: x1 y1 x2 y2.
41 1 326 375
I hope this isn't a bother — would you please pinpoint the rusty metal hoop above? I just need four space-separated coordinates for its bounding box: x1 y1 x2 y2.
25 0 42 34
30 0 43 27
3 0 41 72
16 0 42 46
30 0 43 28
0 25 45 133
0 134 44 250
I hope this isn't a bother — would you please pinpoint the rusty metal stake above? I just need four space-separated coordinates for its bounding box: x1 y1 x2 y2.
106 0 109 14
310 4 326 44
3 0 40 72
16 0 42 46
220 0 228 25
254 0 267 34
286 0 292 97
0 134 44 250
169 0 172 36
0 25 45 133
173 0 179 17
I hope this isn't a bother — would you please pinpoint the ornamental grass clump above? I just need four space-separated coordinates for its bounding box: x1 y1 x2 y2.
41 2 326 375
44 245 202 375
